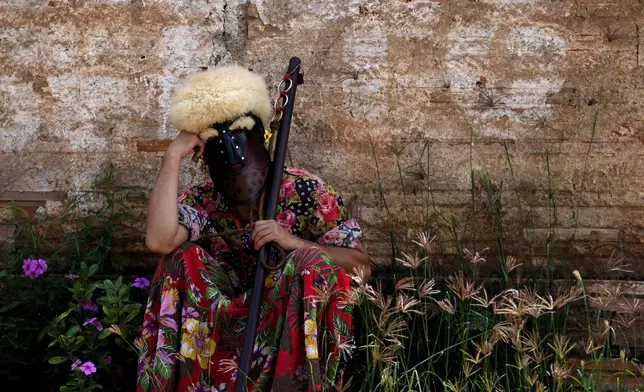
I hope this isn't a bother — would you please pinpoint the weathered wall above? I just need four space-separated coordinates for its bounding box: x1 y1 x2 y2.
1 0 643 275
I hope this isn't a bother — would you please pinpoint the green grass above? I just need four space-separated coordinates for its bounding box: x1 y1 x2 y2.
348 111 642 391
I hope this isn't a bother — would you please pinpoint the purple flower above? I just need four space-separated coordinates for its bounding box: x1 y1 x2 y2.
314 274 327 289
142 314 158 338
190 284 202 302
22 258 48 279
83 317 104 331
71 359 82 370
65 274 79 280
181 306 199 324
188 383 210 392
79 361 96 375
81 299 98 312
104 355 112 364
132 277 150 289
156 350 173 365
137 356 148 375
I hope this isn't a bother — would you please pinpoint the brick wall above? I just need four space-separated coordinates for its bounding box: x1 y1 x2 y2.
1 0 643 276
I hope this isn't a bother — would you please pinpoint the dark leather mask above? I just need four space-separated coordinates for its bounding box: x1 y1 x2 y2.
204 114 271 205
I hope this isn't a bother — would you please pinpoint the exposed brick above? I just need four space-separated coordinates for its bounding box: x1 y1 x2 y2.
577 358 643 390
0 202 44 218
0 191 66 201
136 139 173 152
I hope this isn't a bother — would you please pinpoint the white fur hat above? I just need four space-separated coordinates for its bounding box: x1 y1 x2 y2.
169 65 272 142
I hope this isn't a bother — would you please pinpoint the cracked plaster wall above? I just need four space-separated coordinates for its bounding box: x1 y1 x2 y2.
1 0 643 275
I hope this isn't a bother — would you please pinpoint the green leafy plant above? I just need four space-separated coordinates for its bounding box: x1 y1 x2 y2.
43 263 144 392
0 166 148 391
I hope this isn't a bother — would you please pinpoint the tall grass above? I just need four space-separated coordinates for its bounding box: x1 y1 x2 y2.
350 112 643 391
350 236 644 391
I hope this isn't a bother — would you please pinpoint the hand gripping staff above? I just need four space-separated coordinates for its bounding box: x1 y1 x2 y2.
235 57 304 392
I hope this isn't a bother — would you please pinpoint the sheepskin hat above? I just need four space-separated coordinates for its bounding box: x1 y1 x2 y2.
169 65 272 142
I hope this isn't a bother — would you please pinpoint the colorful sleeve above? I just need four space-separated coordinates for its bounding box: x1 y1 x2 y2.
177 186 211 242
308 179 364 249
317 216 363 249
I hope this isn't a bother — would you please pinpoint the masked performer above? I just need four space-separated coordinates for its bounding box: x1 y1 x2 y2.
137 65 370 392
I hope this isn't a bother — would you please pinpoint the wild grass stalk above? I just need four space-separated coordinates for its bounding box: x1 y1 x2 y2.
573 110 599 236
367 133 401 267
353 112 639 392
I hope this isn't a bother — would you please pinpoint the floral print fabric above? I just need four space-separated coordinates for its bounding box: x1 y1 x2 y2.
176 167 362 251
137 168 362 392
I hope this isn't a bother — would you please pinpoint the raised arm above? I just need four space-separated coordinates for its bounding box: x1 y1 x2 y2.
145 132 204 254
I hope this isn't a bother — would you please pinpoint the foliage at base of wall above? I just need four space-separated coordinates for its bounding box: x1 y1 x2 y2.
0 167 150 391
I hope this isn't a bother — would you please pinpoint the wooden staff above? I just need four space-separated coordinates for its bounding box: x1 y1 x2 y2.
235 57 303 392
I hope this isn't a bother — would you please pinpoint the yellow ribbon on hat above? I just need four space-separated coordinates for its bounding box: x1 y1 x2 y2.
264 128 273 144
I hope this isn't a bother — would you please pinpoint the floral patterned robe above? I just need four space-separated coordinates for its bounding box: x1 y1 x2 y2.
137 167 363 392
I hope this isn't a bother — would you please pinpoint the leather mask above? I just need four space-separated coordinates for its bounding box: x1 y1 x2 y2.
204 114 271 205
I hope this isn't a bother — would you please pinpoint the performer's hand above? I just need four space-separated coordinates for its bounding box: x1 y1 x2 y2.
251 220 302 251
167 131 205 163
